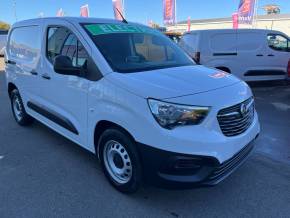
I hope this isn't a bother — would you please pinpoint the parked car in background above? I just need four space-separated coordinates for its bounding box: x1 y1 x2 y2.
179 29 290 82
5 18 260 193
164 31 182 43
0 30 8 56
287 59 290 80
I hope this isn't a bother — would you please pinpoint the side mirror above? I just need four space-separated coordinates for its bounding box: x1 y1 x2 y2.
53 55 81 76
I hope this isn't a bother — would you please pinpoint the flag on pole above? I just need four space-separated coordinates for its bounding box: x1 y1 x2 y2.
80 4 89 17
238 0 256 24
112 0 124 20
232 13 239 29
187 16 191 31
163 0 176 25
56 8 64 17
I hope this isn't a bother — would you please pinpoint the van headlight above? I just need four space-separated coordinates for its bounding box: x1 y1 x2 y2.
148 99 210 129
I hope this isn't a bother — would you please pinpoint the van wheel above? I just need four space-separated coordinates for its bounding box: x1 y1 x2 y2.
10 89 33 126
98 128 142 193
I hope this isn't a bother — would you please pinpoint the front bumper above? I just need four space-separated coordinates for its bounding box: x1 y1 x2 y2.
137 138 257 188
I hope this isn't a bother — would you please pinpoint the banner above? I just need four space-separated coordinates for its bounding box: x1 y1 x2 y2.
80 4 89 17
112 0 124 20
56 8 64 17
163 0 176 25
232 13 239 29
238 0 256 24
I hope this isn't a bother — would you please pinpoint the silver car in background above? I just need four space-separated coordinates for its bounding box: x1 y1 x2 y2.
0 30 8 56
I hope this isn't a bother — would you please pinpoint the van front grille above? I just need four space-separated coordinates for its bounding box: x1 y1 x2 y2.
217 97 255 137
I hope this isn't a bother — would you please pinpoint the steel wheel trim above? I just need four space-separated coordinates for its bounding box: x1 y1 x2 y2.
12 96 22 121
103 140 133 184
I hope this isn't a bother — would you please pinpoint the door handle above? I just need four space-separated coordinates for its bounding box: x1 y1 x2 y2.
41 74 51 80
268 54 274 57
30 71 38 75
5 60 16 65
256 54 263 57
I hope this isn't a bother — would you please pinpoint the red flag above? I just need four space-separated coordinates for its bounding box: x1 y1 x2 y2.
56 8 64 17
187 16 191 31
163 0 176 25
232 13 239 29
238 0 256 24
112 0 124 20
80 4 89 17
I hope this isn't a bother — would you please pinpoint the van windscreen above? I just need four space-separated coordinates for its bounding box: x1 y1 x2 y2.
82 23 194 73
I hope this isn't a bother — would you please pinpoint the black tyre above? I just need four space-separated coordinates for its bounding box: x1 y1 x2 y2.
10 89 34 126
98 128 142 193
216 67 231 74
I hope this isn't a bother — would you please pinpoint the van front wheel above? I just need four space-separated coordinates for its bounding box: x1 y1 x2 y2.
10 89 33 126
98 128 142 193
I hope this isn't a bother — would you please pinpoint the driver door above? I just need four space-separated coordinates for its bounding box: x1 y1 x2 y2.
33 22 90 148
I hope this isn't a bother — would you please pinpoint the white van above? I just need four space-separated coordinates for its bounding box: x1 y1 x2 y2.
179 29 290 81
5 18 260 193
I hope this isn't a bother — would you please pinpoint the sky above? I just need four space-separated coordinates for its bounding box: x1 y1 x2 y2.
0 0 289 25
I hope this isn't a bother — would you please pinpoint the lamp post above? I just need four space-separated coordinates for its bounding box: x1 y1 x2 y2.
13 0 18 21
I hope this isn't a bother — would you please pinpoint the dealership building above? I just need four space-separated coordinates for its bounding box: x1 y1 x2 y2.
166 14 290 36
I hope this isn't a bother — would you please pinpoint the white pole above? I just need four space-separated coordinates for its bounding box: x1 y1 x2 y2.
123 0 125 18
13 0 17 21
254 0 259 28
175 0 177 25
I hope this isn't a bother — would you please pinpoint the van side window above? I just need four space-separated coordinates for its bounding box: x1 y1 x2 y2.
46 27 89 67
61 33 77 65
267 34 290 52
61 33 89 68
47 27 68 62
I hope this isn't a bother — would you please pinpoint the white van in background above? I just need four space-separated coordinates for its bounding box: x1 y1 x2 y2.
179 29 290 81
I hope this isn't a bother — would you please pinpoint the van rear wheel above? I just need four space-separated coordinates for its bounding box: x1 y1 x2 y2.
216 67 231 74
98 128 142 193
10 89 33 126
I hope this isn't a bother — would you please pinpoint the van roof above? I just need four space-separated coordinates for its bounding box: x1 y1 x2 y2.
185 28 286 35
12 17 131 28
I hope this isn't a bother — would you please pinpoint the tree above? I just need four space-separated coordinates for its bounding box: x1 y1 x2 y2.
0 22 10 30
263 4 281 15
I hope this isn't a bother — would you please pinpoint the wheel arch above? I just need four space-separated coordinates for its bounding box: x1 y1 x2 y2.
215 66 231 74
8 82 18 98
93 120 136 158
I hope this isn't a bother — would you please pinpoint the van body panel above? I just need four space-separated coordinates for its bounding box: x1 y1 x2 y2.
6 23 43 112
105 65 241 99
